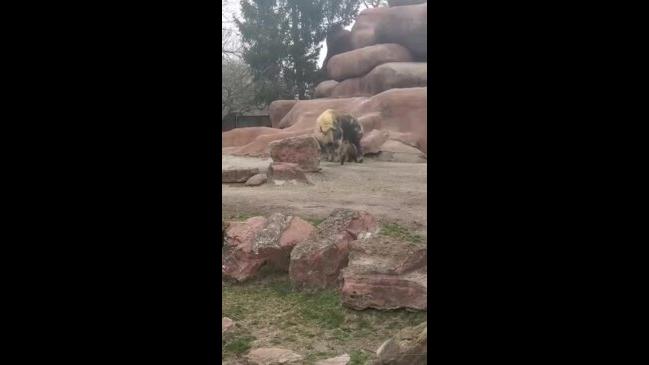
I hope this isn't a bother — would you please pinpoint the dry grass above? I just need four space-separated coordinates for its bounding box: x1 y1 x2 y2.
222 266 426 364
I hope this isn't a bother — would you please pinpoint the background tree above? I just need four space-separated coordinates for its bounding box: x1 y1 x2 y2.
362 0 387 7
235 0 361 105
222 58 260 120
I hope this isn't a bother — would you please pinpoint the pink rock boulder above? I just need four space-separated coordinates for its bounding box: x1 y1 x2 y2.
289 209 379 290
341 236 427 310
326 43 413 81
267 162 310 185
222 213 315 282
361 129 390 155
269 135 321 172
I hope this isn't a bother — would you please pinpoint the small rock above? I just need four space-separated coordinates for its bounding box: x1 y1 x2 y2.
267 162 310 184
269 135 321 172
315 353 350 365
376 321 427 365
246 347 303 365
245 173 267 186
222 167 260 183
222 317 235 334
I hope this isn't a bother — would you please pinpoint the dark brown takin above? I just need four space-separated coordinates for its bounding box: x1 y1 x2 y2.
336 114 364 164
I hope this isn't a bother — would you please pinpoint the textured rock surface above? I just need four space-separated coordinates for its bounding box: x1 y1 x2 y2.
322 25 354 69
269 100 298 128
222 317 235 334
289 209 378 290
361 129 390 155
314 80 339 98
222 88 427 157
372 140 427 163
350 4 427 59
245 173 268 186
246 348 303 365
317 62 427 99
341 236 427 310
269 135 321 172
375 321 427 365
222 214 315 282
363 62 427 95
388 0 427 6
267 162 310 185
276 97 366 129
222 168 259 183
326 43 413 81
315 354 350 365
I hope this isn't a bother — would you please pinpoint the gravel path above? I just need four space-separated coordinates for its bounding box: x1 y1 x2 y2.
222 156 427 237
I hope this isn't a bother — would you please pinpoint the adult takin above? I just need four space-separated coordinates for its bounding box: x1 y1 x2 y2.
314 109 364 164
314 109 343 162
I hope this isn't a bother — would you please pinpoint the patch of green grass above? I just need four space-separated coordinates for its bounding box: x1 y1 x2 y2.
269 279 293 296
379 223 424 244
222 335 255 355
222 273 427 362
306 217 325 226
349 350 371 365
296 290 345 329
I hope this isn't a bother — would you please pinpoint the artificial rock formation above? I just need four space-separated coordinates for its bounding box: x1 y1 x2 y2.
222 213 315 282
269 100 299 129
341 236 427 311
222 87 427 157
326 43 413 81
222 2 427 160
269 135 321 172
289 209 378 291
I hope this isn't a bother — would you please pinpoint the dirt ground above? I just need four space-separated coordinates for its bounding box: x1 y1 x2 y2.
222 156 427 238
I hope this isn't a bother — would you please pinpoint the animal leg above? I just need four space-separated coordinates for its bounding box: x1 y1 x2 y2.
354 141 363 163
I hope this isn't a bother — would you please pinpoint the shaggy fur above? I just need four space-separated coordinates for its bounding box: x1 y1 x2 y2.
338 140 359 165
315 109 343 162
336 114 364 163
315 109 364 164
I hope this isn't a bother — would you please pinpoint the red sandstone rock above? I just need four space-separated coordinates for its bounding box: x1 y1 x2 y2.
222 214 315 282
321 62 427 99
222 87 427 157
322 26 354 69
350 4 427 59
314 80 339 98
326 43 413 81
375 4 427 60
330 78 369 98
289 209 379 290
269 135 321 172
376 321 427 365
363 62 427 95
341 236 427 310
267 162 310 185
222 167 259 183
276 97 366 129
361 129 390 155
389 0 427 6
269 100 298 128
